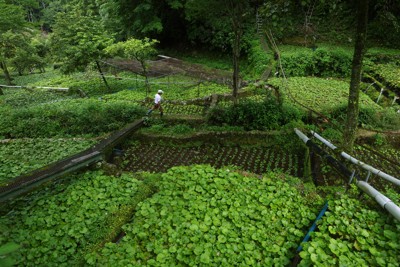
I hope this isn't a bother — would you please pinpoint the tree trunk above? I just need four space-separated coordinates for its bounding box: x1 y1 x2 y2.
232 30 241 103
140 60 150 97
342 0 368 152
230 1 243 105
0 61 13 86
95 60 110 91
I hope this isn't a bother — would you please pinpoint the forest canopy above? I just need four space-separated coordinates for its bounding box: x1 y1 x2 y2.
1 0 399 50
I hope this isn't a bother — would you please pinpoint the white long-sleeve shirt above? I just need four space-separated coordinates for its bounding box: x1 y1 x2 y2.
154 93 162 104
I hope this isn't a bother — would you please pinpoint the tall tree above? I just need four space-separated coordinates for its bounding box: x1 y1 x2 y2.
105 38 159 96
342 0 369 151
0 0 26 87
50 10 114 89
96 0 187 43
185 0 252 101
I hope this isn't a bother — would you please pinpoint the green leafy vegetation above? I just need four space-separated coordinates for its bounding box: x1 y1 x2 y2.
280 46 352 78
267 77 388 116
0 138 96 184
103 82 231 102
0 171 154 266
268 77 375 112
353 145 400 181
1 89 78 108
298 195 400 266
368 63 400 93
329 104 400 131
1 2 400 266
0 242 20 267
207 98 303 130
0 99 145 138
87 165 322 266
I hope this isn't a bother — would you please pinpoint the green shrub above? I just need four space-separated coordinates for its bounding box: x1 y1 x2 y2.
373 133 387 146
0 99 146 138
319 127 343 143
170 124 194 135
329 104 400 131
207 98 304 130
281 47 352 77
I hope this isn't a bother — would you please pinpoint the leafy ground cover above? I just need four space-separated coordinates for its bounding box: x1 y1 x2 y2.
298 193 400 266
163 49 233 71
0 68 147 97
0 99 145 138
0 138 96 185
102 81 231 102
0 170 155 266
268 77 381 114
0 46 399 267
367 63 400 100
370 64 400 88
86 165 322 266
1 88 79 109
279 45 353 78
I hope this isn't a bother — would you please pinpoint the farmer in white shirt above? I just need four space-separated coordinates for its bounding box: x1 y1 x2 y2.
147 90 164 116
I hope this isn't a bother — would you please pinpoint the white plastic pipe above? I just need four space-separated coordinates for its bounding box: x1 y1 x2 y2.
341 152 400 186
376 88 384 103
296 129 400 222
310 130 400 187
0 85 69 90
357 181 400 221
311 131 337 150
294 128 310 144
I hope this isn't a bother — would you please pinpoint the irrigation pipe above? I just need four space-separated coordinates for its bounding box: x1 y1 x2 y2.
310 130 400 187
294 128 353 178
356 181 400 221
0 85 69 91
295 128 400 221
295 201 329 253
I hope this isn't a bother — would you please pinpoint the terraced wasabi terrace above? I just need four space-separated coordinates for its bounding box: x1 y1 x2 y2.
1 7 400 264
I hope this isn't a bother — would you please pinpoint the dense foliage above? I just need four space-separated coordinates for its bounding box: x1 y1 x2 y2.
367 63 400 97
50 11 113 74
0 138 96 184
267 77 381 114
299 194 400 266
0 99 145 138
280 47 352 78
329 104 400 131
207 98 303 130
102 81 231 104
0 171 153 266
1 2 400 266
86 165 322 266
1 89 78 108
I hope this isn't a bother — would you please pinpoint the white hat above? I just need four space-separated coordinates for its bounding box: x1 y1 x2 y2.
158 90 163 94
